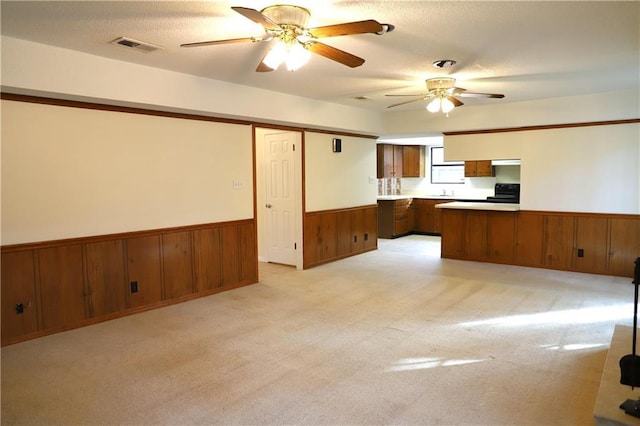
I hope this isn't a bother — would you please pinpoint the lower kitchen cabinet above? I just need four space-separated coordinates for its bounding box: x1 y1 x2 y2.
411 199 448 234
378 198 411 238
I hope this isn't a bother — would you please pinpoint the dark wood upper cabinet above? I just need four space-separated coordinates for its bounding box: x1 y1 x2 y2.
464 160 494 177
377 144 403 178
402 145 425 178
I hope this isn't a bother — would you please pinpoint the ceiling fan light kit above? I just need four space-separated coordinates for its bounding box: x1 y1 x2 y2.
386 76 505 114
181 4 390 72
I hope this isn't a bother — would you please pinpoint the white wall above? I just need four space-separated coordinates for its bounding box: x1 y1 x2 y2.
382 90 640 137
1 36 385 137
1 100 253 244
445 123 640 214
305 132 377 212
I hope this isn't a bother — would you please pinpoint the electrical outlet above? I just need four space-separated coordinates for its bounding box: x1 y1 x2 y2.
232 179 243 190
130 281 138 293
577 248 584 258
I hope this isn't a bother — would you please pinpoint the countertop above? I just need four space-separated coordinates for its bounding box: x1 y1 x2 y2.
377 195 480 201
434 201 520 211
376 195 413 201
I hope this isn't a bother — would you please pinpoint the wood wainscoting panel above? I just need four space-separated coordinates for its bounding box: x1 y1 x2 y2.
609 217 640 277
441 209 466 259
239 222 258 284
38 244 86 330
488 212 516 263
193 227 222 291
126 235 163 309
1 250 39 341
1 220 258 346
303 205 378 269
575 216 609 275
162 231 195 300
443 209 638 278
321 212 338 261
84 240 127 318
464 211 489 260
544 215 576 270
350 209 364 253
336 210 352 257
362 206 378 251
303 213 322 267
515 212 545 267
220 225 241 286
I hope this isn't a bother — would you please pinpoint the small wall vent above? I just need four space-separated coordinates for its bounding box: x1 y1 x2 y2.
110 37 162 53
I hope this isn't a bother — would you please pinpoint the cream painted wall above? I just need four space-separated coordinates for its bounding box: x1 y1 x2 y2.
383 90 640 137
445 123 640 214
444 133 522 162
1 100 253 244
305 132 377 212
1 36 384 136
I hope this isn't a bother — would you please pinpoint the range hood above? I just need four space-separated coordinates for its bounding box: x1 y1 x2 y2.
491 159 521 166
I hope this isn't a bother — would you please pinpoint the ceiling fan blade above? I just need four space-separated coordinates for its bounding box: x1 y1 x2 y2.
387 97 426 108
307 20 384 38
385 94 426 97
256 61 274 72
453 87 505 98
180 36 263 48
231 6 281 31
306 41 365 68
447 96 464 107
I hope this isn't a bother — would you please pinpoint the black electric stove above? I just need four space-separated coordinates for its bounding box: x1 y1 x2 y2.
486 183 520 203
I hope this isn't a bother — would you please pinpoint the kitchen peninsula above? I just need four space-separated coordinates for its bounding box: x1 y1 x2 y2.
436 202 639 278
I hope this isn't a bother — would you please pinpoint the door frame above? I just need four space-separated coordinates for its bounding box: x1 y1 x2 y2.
255 126 304 269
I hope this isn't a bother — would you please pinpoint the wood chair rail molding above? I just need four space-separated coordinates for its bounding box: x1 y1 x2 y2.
0 93 378 140
443 118 640 136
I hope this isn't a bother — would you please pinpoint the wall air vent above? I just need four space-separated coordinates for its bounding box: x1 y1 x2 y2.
110 37 162 53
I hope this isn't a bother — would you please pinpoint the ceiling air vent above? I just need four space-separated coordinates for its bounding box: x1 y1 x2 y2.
110 37 161 53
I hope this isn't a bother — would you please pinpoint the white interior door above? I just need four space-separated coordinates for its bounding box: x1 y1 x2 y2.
264 132 298 266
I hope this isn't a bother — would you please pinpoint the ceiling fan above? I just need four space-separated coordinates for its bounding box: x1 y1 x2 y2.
181 5 392 72
386 77 505 113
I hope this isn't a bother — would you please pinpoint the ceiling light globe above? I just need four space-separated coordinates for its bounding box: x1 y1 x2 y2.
441 98 455 113
426 98 441 113
285 42 311 71
263 42 287 70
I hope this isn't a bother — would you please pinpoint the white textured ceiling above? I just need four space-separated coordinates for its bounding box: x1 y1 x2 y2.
1 1 639 112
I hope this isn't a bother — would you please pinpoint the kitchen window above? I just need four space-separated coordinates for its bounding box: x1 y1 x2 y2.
430 146 464 184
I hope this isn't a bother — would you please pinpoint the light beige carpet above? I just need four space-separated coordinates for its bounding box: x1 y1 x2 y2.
1 235 635 425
